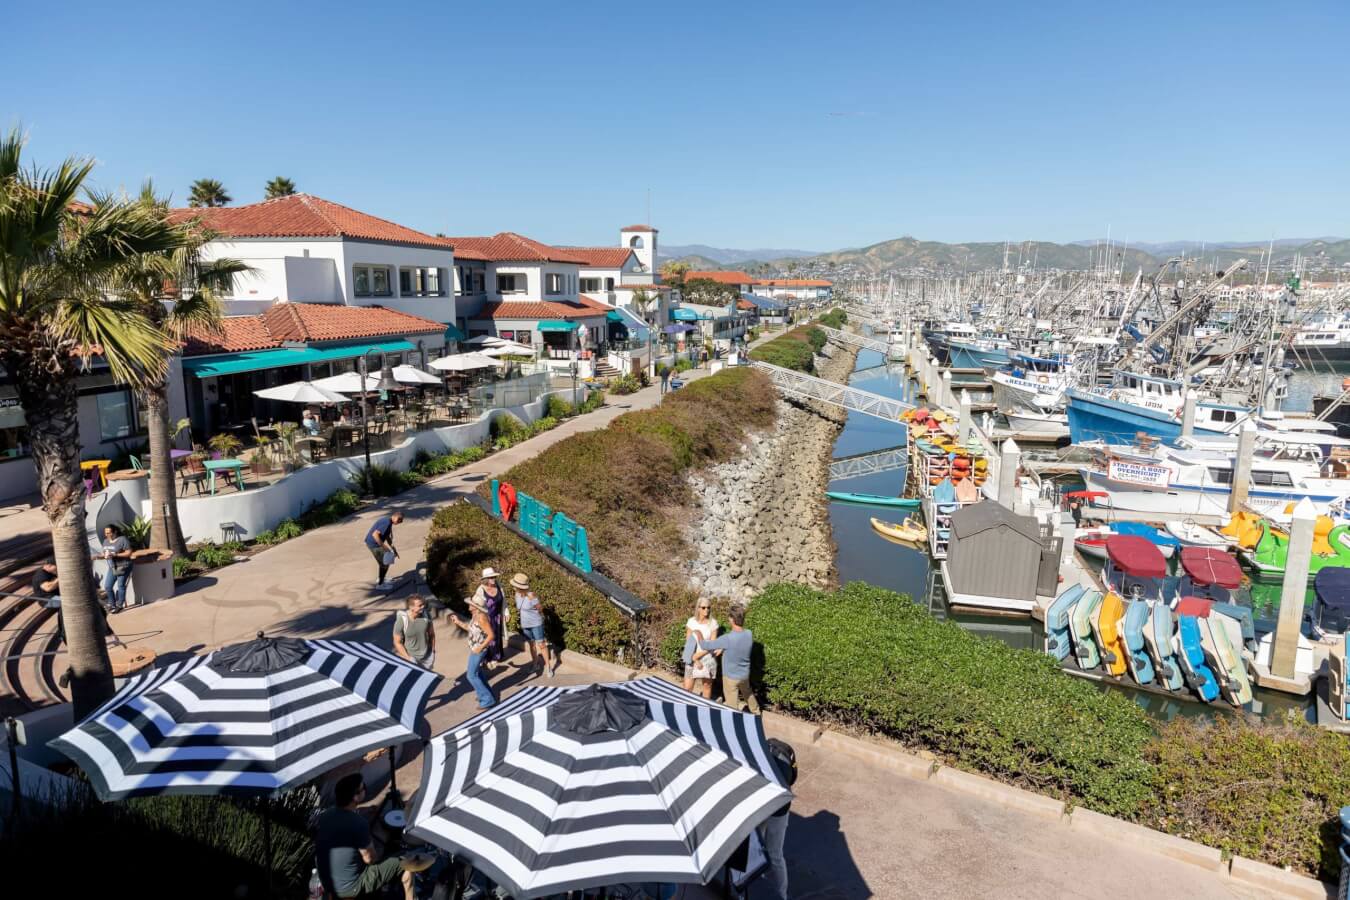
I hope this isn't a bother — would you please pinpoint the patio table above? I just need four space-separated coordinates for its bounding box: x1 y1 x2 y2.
80 459 112 489
169 449 192 467
203 458 247 495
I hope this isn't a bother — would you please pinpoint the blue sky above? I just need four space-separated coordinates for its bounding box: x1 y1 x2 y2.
12 1 1350 251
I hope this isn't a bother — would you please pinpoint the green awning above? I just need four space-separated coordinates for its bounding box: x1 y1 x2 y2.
182 339 416 378
537 320 578 332
444 323 466 341
605 311 624 323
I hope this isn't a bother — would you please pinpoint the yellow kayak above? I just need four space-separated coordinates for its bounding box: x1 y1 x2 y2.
871 516 928 543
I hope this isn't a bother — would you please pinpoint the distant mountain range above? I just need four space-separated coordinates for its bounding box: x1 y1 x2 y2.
660 235 1350 274
658 244 820 265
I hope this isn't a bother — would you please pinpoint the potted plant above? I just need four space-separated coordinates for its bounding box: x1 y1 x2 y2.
250 437 273 476
207 433 243 460
274 423 303 471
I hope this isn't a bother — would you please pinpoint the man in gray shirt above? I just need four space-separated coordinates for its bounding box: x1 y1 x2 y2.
694 603 760 713
392 595 435 669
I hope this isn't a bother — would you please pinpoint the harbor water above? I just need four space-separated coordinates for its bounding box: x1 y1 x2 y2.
827 346 1315 720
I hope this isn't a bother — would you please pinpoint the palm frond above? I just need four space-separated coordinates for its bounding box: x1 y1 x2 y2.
163 289 223 341
50 294 171 387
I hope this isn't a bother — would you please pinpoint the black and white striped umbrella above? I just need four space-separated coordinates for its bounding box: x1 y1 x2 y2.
50 635 442 800
407 678 791 898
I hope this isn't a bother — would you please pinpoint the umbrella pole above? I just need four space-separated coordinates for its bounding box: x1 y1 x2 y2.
262 798 274 899
388 744 400 805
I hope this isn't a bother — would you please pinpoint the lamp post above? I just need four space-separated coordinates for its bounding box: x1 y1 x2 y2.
358 353 402 482
569 359 579 408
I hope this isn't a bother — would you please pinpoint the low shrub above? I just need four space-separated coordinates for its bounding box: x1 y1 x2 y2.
349 463 420 497
673 358 694 373
425 502 633 661
579 389 605 413
818 308 848 329
750 328 818 372
609 374 642 395
547 395 575 418
0 782 318 899
298 488 362 529
413 445 487 478
747 582 1156 818
191 541 239 569
1142 715 1350 879
172 555 196 578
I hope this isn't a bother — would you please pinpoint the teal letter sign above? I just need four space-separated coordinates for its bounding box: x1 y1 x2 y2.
492 481 592 573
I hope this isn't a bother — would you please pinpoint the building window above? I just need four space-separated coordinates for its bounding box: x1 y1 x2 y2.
97 390 136 441
498 274 521 294
399 267 446 297
354 265 392 297
546 273 564 295
629 236 644 249
580 277 602 293
473 272 485 293
605 277 615 291
500 330 515 341
514 331 532 346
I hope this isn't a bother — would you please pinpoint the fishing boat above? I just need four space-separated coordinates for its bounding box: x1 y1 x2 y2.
825 491 922 509
869 516 927 543
1003 408 1070 436
947 335 1013 373
990 352 1074 413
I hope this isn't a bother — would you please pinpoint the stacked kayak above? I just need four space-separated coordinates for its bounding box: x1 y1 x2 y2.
1043 536 1253 706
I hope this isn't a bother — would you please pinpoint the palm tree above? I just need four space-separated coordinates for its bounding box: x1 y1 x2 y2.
264 177 296 199
112 183 251 555
187 178 231 207
630 288 660 374
0 130 186 718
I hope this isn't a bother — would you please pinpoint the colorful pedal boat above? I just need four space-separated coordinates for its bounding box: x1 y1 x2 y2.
1093 591 1129 677
1068 589 1103 670
1176 614 1221 702
1122 598 1156 685
1144 603 1185 691
1198 612 1253 706
1045 584 1084 662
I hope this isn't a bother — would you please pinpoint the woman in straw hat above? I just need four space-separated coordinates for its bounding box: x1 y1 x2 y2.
510 573 553 678
471 567 506 670
448 591 497 709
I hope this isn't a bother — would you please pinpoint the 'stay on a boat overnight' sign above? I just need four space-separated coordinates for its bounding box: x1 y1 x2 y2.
491 480 592 572
1107 457 1171 487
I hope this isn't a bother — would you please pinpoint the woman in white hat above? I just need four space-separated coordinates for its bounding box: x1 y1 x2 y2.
471 567 506 670
510 573 553 678
447 593 497 708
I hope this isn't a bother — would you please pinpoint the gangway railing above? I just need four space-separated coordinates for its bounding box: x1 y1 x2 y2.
752 361 914 422
828 446 907 480
814 324 896 356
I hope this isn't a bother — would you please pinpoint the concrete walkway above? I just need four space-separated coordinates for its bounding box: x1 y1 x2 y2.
16 350 1299 898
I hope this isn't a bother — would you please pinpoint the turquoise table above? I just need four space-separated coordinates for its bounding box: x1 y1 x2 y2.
203 459 247 495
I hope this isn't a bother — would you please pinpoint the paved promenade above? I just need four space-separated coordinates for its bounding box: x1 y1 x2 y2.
11 354 1297 898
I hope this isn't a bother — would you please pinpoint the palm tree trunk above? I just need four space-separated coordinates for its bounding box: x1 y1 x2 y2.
18 372 115 719
145 380 188 554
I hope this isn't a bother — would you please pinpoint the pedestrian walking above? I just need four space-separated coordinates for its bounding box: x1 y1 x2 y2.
759 738 798 900
448 593 497 709
510 573 553 677
392 594 436 669
683 598 719 699
693 603 759 713
365 510 404 591
471 568 506 668
97 524 133 612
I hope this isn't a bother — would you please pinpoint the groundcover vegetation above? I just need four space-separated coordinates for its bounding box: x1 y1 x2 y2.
749 324 826 372
748 581 1350 879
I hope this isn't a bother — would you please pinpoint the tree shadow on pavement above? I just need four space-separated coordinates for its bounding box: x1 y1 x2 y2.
266 605 390 644
786 809 871 899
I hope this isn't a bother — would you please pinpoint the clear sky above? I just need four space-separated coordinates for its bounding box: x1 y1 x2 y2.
11 0 1349 251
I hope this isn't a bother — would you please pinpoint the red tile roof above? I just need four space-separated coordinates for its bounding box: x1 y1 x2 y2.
169 194 454 250
686 270 754 285
560 246 635 268
442 232 587 264
482 300 611 321
755 278 833 287
184 302 444 356
619 224 658 232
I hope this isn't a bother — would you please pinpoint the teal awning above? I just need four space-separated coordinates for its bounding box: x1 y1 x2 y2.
605 311 624 323
182 339 416 377
537 320 578 332
671 308 699 322
444 323 466 341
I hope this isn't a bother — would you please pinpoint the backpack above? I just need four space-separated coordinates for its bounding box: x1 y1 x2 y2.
766 737 797 787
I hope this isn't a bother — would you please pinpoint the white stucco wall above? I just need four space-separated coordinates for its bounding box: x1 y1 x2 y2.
167 389 583 543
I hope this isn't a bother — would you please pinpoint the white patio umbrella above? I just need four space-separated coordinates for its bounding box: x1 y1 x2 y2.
311 371 382 394
429 352 498 372
480 341 536 358
462 335 506 347
252 381 348 404
391 364 441 385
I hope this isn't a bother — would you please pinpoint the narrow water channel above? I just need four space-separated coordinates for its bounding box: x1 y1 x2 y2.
826 346 1317 722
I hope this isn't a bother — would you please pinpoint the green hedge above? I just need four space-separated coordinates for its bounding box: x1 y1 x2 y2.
425 502 632 661
747 582 1155 817
749 324 826 372
818 308 848 329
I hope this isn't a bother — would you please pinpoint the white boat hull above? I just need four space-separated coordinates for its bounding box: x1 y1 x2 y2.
1004 409 1070 435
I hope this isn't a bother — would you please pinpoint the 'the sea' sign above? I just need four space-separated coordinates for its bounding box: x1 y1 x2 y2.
491 479 592 572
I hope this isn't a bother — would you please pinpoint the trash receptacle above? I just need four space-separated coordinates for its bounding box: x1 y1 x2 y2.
129 549 176 606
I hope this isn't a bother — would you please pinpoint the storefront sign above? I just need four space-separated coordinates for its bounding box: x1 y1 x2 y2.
1107 458 1171 488
491 480 592 572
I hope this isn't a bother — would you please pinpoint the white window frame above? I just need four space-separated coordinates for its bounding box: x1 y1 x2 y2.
498 273 521 294
546 273 564 295
354 265 392 297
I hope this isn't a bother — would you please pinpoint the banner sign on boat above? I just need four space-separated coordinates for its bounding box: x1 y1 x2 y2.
491 480 592 572
1107 458 1171 488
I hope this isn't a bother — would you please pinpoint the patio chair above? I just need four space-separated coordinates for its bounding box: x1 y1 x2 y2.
179 456 208 496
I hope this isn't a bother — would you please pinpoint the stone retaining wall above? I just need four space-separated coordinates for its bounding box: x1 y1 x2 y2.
686 342 860 601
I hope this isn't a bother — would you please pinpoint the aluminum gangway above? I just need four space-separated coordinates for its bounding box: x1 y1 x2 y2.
814 324 898 357
828 446 907 480
752 361 914 422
